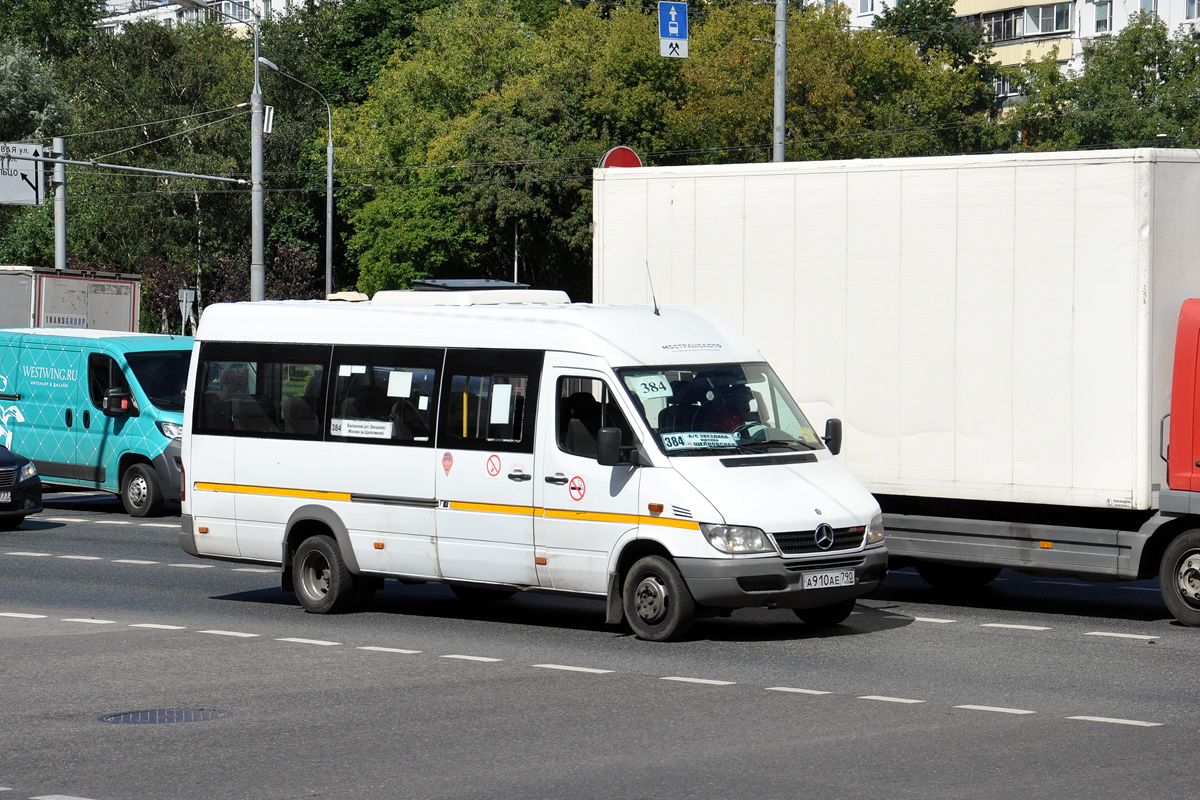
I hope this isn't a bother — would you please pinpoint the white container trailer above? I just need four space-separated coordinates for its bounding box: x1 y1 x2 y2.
593 148 1200 623
0 266 141 331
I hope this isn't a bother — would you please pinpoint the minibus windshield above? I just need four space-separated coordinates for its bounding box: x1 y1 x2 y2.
125 350 191 412
617 363 825 455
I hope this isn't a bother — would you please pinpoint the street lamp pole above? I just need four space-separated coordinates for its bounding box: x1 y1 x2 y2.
257 56 333 298
176 0 265 300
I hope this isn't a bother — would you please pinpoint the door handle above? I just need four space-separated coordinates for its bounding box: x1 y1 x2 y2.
82 410 91 429
508 472 532 482
65 408 72 427
545 473 569 485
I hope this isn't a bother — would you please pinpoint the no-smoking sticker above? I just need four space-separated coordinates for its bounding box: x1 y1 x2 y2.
568 476 586 501
486 454 502 477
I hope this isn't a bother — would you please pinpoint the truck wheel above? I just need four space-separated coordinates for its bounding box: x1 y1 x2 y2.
622 555 695 642
121 463 164 517
915 562 1001 591
1159 531 1200 626
794 598 857 627
293 535 355 614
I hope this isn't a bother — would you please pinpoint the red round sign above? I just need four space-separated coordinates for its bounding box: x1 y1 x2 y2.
486 454 502 477
568 476 586 501
599 146 643 169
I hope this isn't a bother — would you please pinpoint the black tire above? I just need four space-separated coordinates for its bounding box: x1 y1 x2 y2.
794 598 857 627
293 535 355 614
1159 531 1200 626
121 463 164 517
622 555 695 642
914 561 1002 591
450 585 516 602
0 516 24 531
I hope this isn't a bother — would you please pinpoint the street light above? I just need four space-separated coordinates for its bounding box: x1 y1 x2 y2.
176 0 266 302
257 56 334 299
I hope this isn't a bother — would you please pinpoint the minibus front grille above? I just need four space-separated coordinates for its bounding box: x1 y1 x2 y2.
782 555 866 571
0 468 15 488
771 527 864 556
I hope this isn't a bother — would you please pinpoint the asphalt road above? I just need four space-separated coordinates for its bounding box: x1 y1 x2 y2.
0 493 1194 800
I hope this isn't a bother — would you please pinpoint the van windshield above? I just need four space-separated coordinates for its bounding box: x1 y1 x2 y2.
125 350 191 412
617 363 825 455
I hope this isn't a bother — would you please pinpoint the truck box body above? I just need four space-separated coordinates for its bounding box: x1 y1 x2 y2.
593 149 1200 517
0 266 141 332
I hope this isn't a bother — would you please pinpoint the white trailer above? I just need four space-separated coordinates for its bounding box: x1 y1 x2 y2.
593 148 1200 621
0 266 141 331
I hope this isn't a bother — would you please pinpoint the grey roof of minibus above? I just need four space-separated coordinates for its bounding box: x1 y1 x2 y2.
194 300 762 367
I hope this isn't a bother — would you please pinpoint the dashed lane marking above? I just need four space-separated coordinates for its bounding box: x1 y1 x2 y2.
1085 632 1158 640
58 555 102 561
277 637 340 646
955 705 1036 715
912 617 956 624
358 646 421 654
859 695 925 704
95 521 130 525
112 559 158 564
442 654 503 662
4 552 52 557
533 664 614 674
1067 716 1163 727
41 518 85 523
233 568 278 574
61 618 115 625
129 624 186 630
661 677 736 686
32 795 99 799
981 623 1051 631
198 630 259 638
139 523 178 529
765 687 832 695
0 613 47 619
168 563 214 569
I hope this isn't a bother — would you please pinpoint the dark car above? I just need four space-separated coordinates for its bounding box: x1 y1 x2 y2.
0 445 42 530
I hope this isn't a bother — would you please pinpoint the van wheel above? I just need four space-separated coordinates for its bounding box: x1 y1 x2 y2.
794 598 856 627
294 535 355 614
450 585 516 602
1160 531 1200 626
622 555 695 642
121 463 164 517
914 562 1001 591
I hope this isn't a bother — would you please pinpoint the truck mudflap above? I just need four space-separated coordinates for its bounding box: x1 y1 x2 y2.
152 439 183 501
674 547 888 609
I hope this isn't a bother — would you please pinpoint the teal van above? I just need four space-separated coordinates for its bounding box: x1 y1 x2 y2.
0 329 193 516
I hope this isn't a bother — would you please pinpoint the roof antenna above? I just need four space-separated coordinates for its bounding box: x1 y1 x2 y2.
645 261 660 316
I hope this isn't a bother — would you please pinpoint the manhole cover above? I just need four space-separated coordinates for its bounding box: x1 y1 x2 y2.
98 708 232 724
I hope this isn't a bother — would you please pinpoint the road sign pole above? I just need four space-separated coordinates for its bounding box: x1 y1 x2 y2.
53 137 66 271
773 0 787 162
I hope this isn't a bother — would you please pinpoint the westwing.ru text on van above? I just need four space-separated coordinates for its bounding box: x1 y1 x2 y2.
179 291 887 641
0 329 193 516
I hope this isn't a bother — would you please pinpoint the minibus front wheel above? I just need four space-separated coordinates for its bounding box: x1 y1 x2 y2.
622 555 695 642
294 535 355 614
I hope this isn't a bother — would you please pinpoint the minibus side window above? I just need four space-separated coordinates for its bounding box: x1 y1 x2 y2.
556 377 634 459
193 342 331 439
328 346 442 446
88 354 133 410
438 349 541 454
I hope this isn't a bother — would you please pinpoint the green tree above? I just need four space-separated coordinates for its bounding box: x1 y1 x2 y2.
0 0 104 60
0 39 69 141
874 0 991 70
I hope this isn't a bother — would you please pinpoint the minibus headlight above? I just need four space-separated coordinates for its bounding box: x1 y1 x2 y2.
700 523 775 554
865 512 885 546
157 421 184 440
18 462 37 483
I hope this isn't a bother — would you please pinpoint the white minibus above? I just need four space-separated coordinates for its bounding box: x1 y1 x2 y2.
179 290 887 640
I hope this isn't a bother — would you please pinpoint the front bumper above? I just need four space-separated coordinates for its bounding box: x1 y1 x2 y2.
676 546 888 609
0 479 43 519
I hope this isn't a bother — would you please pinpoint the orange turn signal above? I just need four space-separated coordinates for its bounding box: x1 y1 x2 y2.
647 503 664 514
374 542 384 550
197 526 209 534
1039 541 1053 549
535 556 548 565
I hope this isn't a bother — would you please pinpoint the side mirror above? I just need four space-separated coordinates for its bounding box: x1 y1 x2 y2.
103 387 134 417
597 427 623 466
823 418 843 456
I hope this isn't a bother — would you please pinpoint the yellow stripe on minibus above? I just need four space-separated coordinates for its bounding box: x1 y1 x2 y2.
542 508 700 530
194 482 351 502
447 500 539 516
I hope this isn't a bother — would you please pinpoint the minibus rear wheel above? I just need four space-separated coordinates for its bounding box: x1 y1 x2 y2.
294 535 354 614
622 555 695 642
121 463 164 517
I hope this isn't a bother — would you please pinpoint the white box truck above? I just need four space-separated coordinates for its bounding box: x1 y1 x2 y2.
592 148 1200 624
0 266 141 331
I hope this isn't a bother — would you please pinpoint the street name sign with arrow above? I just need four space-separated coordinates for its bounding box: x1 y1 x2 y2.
0 142 45 206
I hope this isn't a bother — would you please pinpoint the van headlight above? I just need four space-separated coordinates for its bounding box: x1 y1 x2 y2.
701 523 776 554
18 462 37 483
157 421 184 440
865 512 885 546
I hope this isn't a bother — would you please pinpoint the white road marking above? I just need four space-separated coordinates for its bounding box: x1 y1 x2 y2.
661 677 735 686
5 551 52 557
232 568 278 574
533 664 614 674
858 695 925 704
168 563 214 569
981 623 1051 631
41 517 85 523
139 523 178 528
96 521 130 525
277 637 340 646
112 559 159 564
0 612 47 619
1085 632 1158 640
198 630 259 638
955 705 1036 715
442 654 503 662
766 687 832 695
358 646 421 654
912 617 956 624
1067 716 1162 727
61 618 115 625
129 624 186 630
58 555 102 561
32 795 100 799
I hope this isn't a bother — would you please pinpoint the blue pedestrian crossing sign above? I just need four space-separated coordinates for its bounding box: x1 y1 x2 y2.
658 2 688 58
